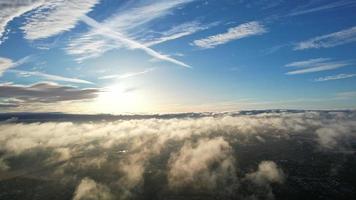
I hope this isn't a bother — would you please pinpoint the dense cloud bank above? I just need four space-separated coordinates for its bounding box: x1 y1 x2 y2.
0 111 355 199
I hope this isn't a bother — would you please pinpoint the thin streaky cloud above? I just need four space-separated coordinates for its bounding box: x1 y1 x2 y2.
21 0 100 40
143 21 215 47
0 57 13 76
335 91 356 100
66 0 196 62
104 0 195 33
9 69 94 85
0 56 33 76
314 74 356 82
99 68 156 80
192 21 267 49
79 15 190 68
289 0 356 16
286 62 350 75
295 26 356 50
285 58 331 68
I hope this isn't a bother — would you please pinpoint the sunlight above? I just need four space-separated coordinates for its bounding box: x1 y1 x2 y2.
93 83 149 114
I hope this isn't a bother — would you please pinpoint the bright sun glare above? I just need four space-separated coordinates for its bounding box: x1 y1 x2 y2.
93 83 148 114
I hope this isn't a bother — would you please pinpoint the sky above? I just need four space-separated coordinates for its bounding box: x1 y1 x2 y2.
0 0 356 114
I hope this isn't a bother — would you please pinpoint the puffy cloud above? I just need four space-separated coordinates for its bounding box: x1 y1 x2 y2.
73 177 113 200
168 137 236 189
246 161 285 185
243 161 285 200
315 122 356 149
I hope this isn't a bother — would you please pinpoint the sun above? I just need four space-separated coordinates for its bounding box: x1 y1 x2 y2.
91 83 150 114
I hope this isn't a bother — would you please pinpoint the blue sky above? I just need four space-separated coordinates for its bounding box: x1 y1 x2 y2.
0 0 356 114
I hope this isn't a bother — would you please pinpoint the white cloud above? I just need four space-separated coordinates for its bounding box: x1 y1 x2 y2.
315 123 355 149
21 0 100 40
246 161 285 185
286 62 349 75
167 137 236 189
0 0 99 43
99 68 155 80
295 26 356 50
0 56 32 76
0 111 355 197
285 58 331 68
0 57 13 76
192 21 267 49
314 73 356 82
66 0 196 66
143 21 215 46
289 1 356 16
103 0 195 34
0 0 44 43
73 178 113 200
285 58 351 75
78 15 190 68
9 69 94 84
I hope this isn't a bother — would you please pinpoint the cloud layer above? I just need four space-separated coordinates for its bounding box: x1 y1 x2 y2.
0 111 355 199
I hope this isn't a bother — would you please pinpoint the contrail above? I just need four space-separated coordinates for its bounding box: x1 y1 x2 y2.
80 15 191 68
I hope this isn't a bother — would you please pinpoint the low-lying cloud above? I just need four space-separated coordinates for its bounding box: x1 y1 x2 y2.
0 111 355 199
168 137 236 190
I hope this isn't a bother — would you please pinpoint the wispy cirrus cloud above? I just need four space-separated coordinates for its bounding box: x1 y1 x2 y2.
99 68 155 80
192 21 267 49
335 91 356 100
66 0 196 66
142 21 216 47
285 58 351 75
8 69 94 85
0 57 13 76
0 0 44 43
285 58 331 68
289 0 356 16
79 15 190 68
0 56 32 76
0 0 99 43
314 73 356 82
21 0 100 40
295 26 356 50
